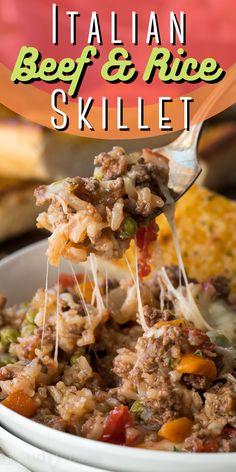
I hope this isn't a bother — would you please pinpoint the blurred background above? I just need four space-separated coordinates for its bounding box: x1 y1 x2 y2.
0 103 235 259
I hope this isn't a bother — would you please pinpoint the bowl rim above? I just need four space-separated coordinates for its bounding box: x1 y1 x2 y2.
1 397 236 463
0 424 108 472
0 238 48 267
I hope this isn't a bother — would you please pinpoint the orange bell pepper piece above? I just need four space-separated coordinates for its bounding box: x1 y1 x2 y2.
158 417 193 443
155 318 187 329
2 390 38 418
176 354 217 379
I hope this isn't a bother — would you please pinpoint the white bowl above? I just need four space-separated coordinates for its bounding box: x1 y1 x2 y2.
0 426 109 472
0 240 236 472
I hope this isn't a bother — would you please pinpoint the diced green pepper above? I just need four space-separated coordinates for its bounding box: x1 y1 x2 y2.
0 327 19 350
194 350 205 358
21 324 35 337
168 357 176 368
173 445 180 452
121 216 137 238
130 400 143 415
0 353 17 367
25 310 37 324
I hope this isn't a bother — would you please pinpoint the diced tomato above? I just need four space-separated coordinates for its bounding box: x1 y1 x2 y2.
138 261 151 278
194 438 219 452
222 425 236 439
58 273 83 288
184 327 214 350
136 221 158 278
101 405 135 445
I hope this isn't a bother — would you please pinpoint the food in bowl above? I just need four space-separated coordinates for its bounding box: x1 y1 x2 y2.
0 257 236 451
1 147 236 453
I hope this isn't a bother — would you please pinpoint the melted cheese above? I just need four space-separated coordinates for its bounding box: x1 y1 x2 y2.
89 254 105 314
160 266 210 330
41 258 49 348
124 254 136 285
161 199 210 330
54 265 60 363
69 262 91 321
207 301 236 343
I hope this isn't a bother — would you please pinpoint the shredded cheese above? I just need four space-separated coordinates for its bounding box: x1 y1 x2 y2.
89 253 105 314
41 258 49 348
124 254 136 286
54 265 60 363
69 262 91 322
163 203 189 292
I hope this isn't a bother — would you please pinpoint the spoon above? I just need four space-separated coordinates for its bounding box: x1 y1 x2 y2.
149 66 236 217
153 121 202 205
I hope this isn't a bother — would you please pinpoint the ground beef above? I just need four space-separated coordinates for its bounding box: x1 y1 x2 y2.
203 383 236 418
73 177 100 204
127 160 151 185
114 329 203 429
94 150 127 180
142 149 169 184
34 411 67 431
113 348 137 379
143 305 175 327
102 178 125 208
127 154 168 191
208 275 230 299
182 373 212 390
93 322 141 387
81 413 105 439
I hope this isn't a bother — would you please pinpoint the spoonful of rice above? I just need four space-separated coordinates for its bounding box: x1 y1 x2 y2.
35 70 234 267
34 132 201 267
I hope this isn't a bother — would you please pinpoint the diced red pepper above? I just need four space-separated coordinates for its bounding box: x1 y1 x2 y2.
101 405 135 445
194 438 219 452
222 425 236 439
58 273 83 288
136 221 158 278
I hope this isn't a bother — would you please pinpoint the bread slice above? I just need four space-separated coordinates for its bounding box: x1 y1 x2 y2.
0 179 40 241
0 122 49 180
0 120 107 181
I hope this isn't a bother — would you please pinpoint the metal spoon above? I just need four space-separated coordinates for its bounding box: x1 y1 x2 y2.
153 122 203 207
149 66 236 217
